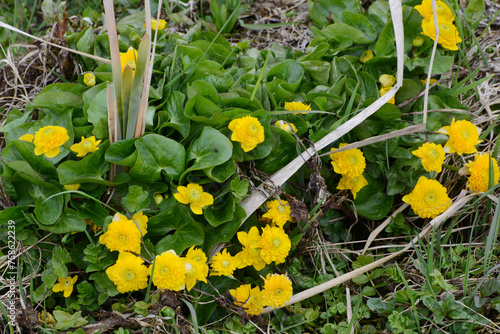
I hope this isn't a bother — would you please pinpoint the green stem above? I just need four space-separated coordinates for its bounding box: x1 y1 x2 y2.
442 163 460 171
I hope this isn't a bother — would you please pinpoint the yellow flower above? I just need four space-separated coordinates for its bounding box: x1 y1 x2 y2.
120 47 138 73
106 252 150 293
438 118 482 155
284 101 311 113
52 275 78 298
152 251 186 291
99 218 142 253
275 120 297 134
379 74 396 88
234 226 266 271
421 18 462 51
336 174 368 199
145 19 167 31
262 273 293 308
330 143 366 178
413 37 425 47
379 86 395 104
64 184 81 191
19 133 34 142
83 72 96 87
131 211 148 235
186 246 208 264
262 199 292 227
70 136 101 157
33 125 69 158
412 142 446 173
174 183 214 215
359 50 374 63
258 225 291 265
183 257 208 291
415 0 455 22
228 116 265 152
420 78 438 85
210 249 239 276
402 176 452 218
462 154 500 192
230 284 265 316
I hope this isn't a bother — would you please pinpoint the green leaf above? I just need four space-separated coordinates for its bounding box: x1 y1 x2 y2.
204 158 236 183
34 184 65 225
375 19 396 56
122 185 150 213
104 138 138 167
52 246 72 277
130 134 186 183
157 91 190 138
204 204 246 254
37 207 86 234
204 193 235 227
352 174 393 220
2 140 58 179
320 23 376 45
32 91 84 111
406 53 454 74
255 126 298 174
76 27 96 69
86 88 109 139
181 127 232 182
395 78 420 104
151 205 204 255
464 0 485 21
230 176 249 202
300 60 331 85
53 310 88 331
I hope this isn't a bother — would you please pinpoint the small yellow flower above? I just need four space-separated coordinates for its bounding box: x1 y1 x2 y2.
174 183 214 215
186 246 208 264
70 136 101 157
64 184 81 191
284 101 311 113
106 252 150 293
379 74 396 88
145 19 167 31
438 118 482 155
33 125 69 158
210 249 240 276
420 78 438 85
19 133 34 142
412 142 446 173
234 226 266 271
415 0 455 22
379 86 395 104
262 273 293 308
462 154 500 192
132 211 148 235
230 284 265 316
52 275 78 298
228 116 265 152
258 225 291 265
413 37 425 47
359 50 374 63
421 18 462 51
152 250 186 291
120 47 138 73
99 218 142 253
83 72 96 87
336 174 368 199
330 143 366 178
183 257 208 291
275 120 297 134
262 199 292 227
402 176 452 219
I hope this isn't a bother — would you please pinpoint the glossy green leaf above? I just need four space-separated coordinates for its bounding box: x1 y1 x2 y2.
157 91 190 138
301 60 331 85
352 174 393 220
204 203 246 254
204 193 235 227
86 88 109 139
105 138 138 167
37 207 86 234
255 127 298 174
130 134 186 183
32 91 84 112
2 140 58 179
204 158 236 183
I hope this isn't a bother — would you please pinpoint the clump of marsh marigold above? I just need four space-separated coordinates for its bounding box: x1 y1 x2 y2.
235 226 266 271
412 142 446 173
70 136 101 157
99 217 142 253
262 273 293 308
258 225 291 265
230 284 265 316
438 118 482 155
402 176 452 219
210 249 240 276
460 153 500 192
33 125 69 158
337 174 368 199
330 143 366 178
152 250 186 291
174 183 214 215
262 199 292 227
228 116 265 152
106 252 150 293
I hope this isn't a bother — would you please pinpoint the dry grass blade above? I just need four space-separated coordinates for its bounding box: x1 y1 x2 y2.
0 21 111 64
261 192 476 313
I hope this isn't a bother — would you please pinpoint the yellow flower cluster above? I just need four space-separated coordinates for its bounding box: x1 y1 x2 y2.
99 212 147 254
462 154 500 192
70 136 101 157
330 143 368 199
174 183 214 215
415 0 462 51
438 118 482 155
230 274 292 315
262 199 292 227
33 125 69 158
106 252 150 293
403 176 452 218
228 116 265 152
379 74 396 104
412 142 446 173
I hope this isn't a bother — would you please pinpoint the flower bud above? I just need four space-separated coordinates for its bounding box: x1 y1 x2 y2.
359 50 374 63
379 74 396 88
64 184 81 191
155 193 164 205
413 37 424 47
83 72 96 87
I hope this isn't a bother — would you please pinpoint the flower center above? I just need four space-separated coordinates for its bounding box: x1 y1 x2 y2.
124 269 136 281
424 192 437 204
461 130 470 139
44 129 53 135
188 189 201 202
278 205 286 213
82 140 92 149
161 266 170 275
349 155 358 164
222 260 230 268
428 149 438 158
274 288 282 295
119 235 127 243
248 124 258 134
272 238 281 247
64 279 72 287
